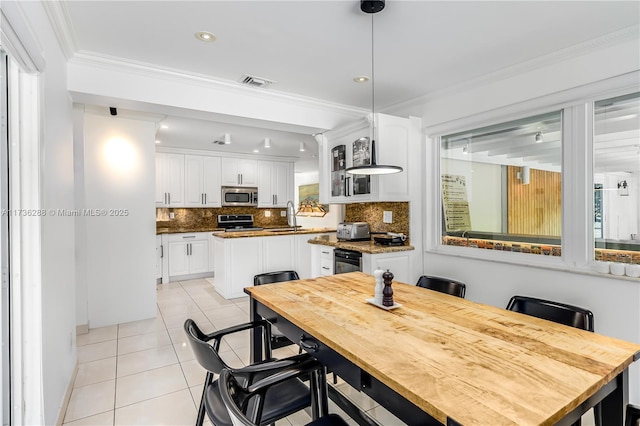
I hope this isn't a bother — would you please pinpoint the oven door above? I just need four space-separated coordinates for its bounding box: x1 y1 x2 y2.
334 249 362 274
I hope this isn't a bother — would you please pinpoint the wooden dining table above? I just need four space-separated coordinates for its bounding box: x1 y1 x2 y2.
245 272 640 426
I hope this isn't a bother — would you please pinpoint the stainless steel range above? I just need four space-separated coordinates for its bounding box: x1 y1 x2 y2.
218 214 263 232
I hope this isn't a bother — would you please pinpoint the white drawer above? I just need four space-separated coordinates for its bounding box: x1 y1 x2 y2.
320 257 333 276
319 247 334 260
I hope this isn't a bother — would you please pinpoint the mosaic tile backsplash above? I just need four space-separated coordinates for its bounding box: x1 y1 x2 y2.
156 207 289 229
345 202 410 237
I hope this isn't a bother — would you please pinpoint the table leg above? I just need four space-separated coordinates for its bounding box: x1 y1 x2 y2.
249 296 262 364
600 369 628 426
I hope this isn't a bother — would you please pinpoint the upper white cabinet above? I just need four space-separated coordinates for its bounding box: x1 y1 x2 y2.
156 153 184 207
184 155 222 207
258 161 292 207
221 158 258 187
319 114 421 204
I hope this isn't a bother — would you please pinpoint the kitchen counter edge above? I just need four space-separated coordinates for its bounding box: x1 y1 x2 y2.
308 235 415 254
211 228 337 238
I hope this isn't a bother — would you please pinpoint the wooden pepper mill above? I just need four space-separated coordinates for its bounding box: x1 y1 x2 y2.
382 269 394 307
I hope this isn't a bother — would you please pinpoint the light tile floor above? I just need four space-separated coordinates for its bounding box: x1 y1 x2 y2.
62 278 401 426
63 278 597 426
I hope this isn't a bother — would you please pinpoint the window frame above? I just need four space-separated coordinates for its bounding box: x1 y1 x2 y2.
424 72 639 276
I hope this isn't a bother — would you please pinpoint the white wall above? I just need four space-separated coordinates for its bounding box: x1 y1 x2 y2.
294 171 343 228
410 40 640 402
442 159 502 233
82 113 156 327
600 173 639 241
6 1 78 423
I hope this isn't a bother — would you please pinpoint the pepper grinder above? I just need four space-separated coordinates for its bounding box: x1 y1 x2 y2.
373 269 384 305
382 270 394 307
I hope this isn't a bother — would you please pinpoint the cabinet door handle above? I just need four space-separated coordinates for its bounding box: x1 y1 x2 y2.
160 245 163 258
322 266 330 270
168 193 171 204
321 251 330 254
240 174 243 184
274 194 277 205
204 193 207 204
183 236 196 239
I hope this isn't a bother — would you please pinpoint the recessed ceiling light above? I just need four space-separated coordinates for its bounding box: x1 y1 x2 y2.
155 140 161 144
353 76 369 83
195 31 216 42
160 124 169 130
253 148 259 153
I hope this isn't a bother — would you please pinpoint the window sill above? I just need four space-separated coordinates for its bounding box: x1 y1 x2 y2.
429 244 640 282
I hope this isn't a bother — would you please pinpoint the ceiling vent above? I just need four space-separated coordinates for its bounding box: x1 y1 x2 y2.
240 74 275 88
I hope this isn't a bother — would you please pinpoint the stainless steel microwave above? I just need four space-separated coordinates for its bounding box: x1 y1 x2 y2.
221 186 258 207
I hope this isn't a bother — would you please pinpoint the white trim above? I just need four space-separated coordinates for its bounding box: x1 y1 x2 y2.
155 146 297 163
54 362 78 426
425 71 640 137
390 25 640 114
40 0 77 60
69 52 368 116
0 2 45 73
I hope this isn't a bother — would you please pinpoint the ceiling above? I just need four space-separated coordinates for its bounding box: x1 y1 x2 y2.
60 1 640 171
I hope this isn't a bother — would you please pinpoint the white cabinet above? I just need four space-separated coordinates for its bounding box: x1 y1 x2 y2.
362 252 411 284
319 114 421 204
221 158 258 186
214 233 333 298
156 153 184 207
258 161 292 207
312 245 334 277
214 236 264 299
184 155 222 207
167 233 212 278
156 235 163 280
263 235 296 271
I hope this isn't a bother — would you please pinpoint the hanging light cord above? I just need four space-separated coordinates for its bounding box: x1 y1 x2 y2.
371 13 375 118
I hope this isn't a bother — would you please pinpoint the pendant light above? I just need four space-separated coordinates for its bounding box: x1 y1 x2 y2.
346 0 403 176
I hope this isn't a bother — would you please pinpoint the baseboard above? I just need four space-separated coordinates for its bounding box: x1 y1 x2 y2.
76 324 89 335
55 360 79 426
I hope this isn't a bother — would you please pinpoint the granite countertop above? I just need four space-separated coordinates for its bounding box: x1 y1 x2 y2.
307 234 415 254
210 227 336 238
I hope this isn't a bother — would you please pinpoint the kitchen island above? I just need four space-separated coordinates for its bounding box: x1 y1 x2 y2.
212 227 335 299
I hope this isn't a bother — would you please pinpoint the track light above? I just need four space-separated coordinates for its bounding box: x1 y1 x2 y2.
224 133 231 144
109 107 117 116
299 142 306 152
264 138 271 148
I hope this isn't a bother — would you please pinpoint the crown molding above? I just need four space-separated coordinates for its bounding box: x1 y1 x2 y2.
388 24 640 114
41 0 77 60
69 51 368 118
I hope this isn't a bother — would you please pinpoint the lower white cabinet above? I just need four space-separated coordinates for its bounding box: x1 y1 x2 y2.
156 235 163 280
166 232 214 279
362 252 411 284
310 244 334 277
214 233 332 298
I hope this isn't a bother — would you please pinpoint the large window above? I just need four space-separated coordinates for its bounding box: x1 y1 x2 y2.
440 111 563 257
593 92 640 265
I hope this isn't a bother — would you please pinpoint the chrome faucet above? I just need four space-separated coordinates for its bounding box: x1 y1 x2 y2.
286 200 297 231
461 230 470 246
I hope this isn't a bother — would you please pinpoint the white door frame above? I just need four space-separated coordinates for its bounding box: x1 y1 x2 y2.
1 3 45 424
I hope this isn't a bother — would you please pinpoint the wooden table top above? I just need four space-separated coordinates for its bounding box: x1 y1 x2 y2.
246 272 640 426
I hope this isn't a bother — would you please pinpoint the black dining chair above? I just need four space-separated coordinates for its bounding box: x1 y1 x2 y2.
416 275 466 298
506 296 599 426
254 270 300 349
219 359 349 426
184 318 314 426
627 403 640 426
